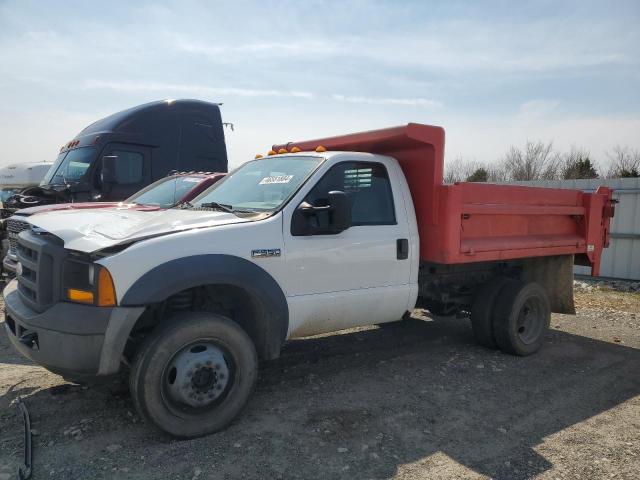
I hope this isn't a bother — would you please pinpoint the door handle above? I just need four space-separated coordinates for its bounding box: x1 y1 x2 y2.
397 239 409 260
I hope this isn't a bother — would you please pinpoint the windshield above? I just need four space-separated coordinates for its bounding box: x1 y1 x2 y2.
128 175 204 208
192 156 323 212
41 147 96 185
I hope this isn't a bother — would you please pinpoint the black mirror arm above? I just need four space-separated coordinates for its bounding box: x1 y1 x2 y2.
298 202 330 214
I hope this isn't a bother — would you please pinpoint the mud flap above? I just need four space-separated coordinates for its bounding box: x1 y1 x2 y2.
522 255 576 314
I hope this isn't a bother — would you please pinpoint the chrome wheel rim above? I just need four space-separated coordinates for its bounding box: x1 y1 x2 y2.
164 341 231 410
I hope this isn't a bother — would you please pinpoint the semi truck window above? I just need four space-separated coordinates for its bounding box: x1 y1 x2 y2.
306 161 396 226
43 147 96 184
112 150 144 184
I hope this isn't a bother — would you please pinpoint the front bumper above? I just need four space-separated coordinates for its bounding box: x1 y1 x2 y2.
3 280 143 377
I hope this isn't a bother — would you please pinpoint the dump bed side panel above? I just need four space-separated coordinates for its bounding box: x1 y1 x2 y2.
426 183 614 275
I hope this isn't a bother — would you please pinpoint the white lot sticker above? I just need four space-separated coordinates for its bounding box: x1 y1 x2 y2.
259 175 293 185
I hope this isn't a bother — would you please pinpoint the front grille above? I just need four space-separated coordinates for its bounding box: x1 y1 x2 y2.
6 218 30 257
16 229 66 313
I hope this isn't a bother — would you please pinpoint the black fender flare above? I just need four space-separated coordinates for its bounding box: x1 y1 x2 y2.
120 254 288 359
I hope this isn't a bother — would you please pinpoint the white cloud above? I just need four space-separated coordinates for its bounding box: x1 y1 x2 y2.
174 39 340 59
332 94 442 108
518 100 560 120
83 80 316 100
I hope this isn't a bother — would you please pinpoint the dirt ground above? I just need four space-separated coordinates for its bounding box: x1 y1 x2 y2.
1 282 638 480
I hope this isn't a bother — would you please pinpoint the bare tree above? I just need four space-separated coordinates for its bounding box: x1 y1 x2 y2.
487 164 508 182
501 141 559 181
444 157 487 183
606 146 640 178
444 142 640 184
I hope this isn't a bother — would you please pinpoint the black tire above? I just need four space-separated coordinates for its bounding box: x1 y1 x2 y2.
470 277 510 349
129 311 257 438
493 281 551 356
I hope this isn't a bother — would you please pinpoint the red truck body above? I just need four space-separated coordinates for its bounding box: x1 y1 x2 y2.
274 123 615 275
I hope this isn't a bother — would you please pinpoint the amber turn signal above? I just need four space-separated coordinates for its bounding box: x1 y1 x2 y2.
97 267 117 307
68 289 94 304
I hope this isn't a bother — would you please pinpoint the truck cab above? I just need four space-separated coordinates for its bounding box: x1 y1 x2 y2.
0 99 228 213
3 123 614 438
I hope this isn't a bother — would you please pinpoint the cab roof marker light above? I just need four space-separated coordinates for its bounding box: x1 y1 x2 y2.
267 150 277 156
255 154 264 159
277 148 288 154
290 147 301 153
315 145 327 152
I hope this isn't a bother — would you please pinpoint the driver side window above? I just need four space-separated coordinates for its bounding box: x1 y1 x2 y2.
305 161 396 227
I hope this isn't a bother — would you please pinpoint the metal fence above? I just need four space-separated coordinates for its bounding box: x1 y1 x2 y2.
501 178 640 280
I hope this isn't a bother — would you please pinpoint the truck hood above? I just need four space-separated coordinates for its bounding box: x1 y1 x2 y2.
25 208 255 253
14 202 162 216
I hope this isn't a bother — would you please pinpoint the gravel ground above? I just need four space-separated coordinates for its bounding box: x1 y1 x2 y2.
0 280 638 480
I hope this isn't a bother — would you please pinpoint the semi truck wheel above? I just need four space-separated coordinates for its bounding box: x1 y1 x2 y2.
492 281 550 356
129 311 257 438
470 277 510 349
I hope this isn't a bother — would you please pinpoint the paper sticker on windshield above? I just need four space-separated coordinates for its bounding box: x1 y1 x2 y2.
259 175 293 185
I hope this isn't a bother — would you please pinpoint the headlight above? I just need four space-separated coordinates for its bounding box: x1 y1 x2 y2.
63 257 116 307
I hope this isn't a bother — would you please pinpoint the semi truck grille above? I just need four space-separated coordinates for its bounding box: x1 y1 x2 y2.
16 230 66 313
6 218 30 257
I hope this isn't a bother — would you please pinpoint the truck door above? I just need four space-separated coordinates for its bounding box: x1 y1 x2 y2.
98 144 152 201
282 158 413 337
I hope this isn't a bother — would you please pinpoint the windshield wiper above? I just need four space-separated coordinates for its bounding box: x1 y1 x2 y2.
200 201 234 213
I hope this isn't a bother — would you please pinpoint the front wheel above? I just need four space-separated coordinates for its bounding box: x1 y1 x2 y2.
129 312 257 438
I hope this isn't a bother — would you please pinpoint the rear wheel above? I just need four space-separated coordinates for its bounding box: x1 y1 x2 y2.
129 311 257 438
470 277 510 349
493 281 550 356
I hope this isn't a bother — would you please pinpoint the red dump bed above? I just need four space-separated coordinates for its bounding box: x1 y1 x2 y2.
273 123 615 275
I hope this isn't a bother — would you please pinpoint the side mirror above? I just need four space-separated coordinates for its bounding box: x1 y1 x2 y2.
290 190 352 236
327 190 352 233
101 155 118 189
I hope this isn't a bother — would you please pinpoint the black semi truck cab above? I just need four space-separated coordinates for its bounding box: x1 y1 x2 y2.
1 99 228 213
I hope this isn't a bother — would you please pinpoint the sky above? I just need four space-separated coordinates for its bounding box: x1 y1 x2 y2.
0 0 638 170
